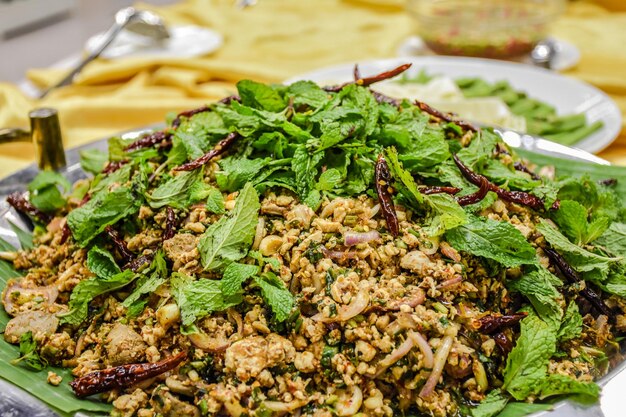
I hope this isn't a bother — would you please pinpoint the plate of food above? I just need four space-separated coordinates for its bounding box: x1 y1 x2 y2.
2 65 626 417
284 56 622 154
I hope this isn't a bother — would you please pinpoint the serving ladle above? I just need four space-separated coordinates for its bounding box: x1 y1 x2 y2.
39 7 169 98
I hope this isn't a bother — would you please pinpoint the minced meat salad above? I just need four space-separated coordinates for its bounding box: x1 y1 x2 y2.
2 64 626 417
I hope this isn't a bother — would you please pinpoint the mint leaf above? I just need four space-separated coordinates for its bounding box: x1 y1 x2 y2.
446 215 537 268
508 268 563 330
220 262 259 296
79 148 108 174
27 171 70 212
471 390 508 417
198 182 260 270
206 188 225 214
496 402 552 417
237 80 286 112
595 222 626 257
552 200 609 245
537 374 600 401
503 310 556 400
292 145 323 207
557 301 583 342
67 185 140 247
253 272 295 322
122 252 167 317
60 269 135 326
86 246 121 280
316 168 342 191
423 193 467 237
88 163 132 196
171 273 242 326
457 129 499 168
385 146 424 206
216 157 271 192
248 250 281 272
482 159 541 191
11 331 47 371
536 220 619 276
149 169 205 209
286 80 329 108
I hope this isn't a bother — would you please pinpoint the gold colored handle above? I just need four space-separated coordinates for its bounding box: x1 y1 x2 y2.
29 108 66 171
0 128 30 144
0 108 66 171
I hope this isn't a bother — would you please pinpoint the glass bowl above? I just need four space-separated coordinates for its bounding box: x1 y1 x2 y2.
407 0 566 59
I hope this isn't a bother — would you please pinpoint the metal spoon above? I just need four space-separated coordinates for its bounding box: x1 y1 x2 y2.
39 7 169 98
530 38 557 70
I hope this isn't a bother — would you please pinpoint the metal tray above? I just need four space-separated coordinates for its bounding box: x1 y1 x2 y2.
0 128 621 417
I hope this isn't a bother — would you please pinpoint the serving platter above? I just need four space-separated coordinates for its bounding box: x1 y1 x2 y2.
0 127 622 417
284 56 622 155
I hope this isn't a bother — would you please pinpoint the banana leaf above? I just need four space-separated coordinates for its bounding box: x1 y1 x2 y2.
0 235 111 416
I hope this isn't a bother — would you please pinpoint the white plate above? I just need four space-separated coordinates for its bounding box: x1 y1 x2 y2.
85 25 223 60
284 57 622 154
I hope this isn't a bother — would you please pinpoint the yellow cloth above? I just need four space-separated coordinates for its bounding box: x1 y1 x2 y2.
0 0 625 177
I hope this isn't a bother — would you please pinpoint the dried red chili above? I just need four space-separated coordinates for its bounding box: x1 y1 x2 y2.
324 63 412 92
125 254 154 273
456 176 490 206
419 186 461 196
452 155 547 211
513 162 541 180
171 105 210 128
163 207 177 241
544 247 614 319
375 154 399 237
174 132 240 172
598 178 618 187
358 63 412 87
6 191 52 224
60 223 71 245
102 160 129 175
473 312 528 334
218 94 241 105
415 100 478 132
493 331 513 355
370 90 401 106
104 226 134 264
353 64 361 81
70 351 187 398
125 131 173 152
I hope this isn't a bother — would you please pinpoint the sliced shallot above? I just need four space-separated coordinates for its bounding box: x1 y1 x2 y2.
373 335 414 377
419 335 454 398
312 289 369 323
344 230 381 246
409 331 434 369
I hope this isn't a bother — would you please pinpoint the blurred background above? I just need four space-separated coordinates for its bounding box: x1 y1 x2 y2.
0 0 625 176
0 0 176 82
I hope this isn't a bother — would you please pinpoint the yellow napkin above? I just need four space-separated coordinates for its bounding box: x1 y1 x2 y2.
0 0 625 177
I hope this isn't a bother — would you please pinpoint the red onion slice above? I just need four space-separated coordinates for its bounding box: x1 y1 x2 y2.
419 335 454 398
374 335 414 377
312 289 369 323
436 275 463 290
344 230 381 247
321 247 358 261
409 331 434 369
